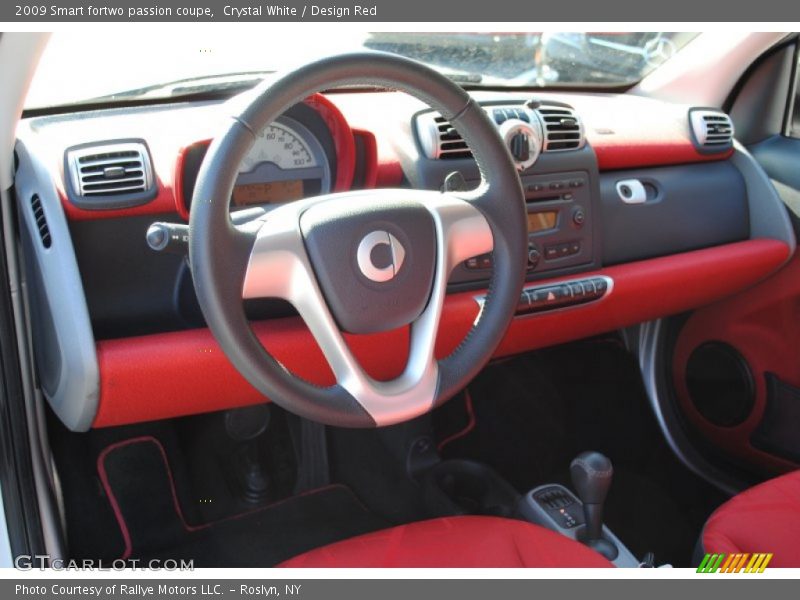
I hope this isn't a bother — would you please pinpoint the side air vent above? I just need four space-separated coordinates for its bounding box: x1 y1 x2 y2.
689 109 734 152
30 195 51 248
416 113 472 159
65 140 156 209
535 107 585 151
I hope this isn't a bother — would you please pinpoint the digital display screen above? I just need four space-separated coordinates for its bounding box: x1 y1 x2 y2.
527 211 558 232
232 180 305 206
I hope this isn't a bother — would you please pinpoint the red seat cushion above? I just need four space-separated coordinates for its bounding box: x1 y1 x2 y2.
703 470 800 567
279 515 613 568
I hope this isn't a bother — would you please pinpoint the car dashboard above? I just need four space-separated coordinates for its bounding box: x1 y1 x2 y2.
13 86 796 431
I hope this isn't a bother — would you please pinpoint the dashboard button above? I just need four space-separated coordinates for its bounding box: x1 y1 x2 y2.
544 245 559 260
568 241 581 255
518 291 532 312
549 181 565 190
572 208 586 227
527 245 541 268
569 179 584 188
541 287 562 304
530 288 550 305
465 257 479 269
594 278 608 294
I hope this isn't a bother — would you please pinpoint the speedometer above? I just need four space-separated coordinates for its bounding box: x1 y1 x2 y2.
239 123 318 173
233 116 332 208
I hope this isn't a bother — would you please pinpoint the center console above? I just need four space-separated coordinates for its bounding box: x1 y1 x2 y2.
463 170 595 277
413 100 603 294
519 483 639 567
418 449 645 567
518 451 640 567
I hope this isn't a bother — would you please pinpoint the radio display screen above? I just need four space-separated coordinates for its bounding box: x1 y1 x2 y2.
527 211 558 233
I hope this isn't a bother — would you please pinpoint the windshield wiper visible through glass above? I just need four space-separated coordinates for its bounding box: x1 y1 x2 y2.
440 71 484 85
86 71 276 103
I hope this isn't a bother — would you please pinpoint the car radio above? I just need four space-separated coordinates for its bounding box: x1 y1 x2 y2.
452 169 595 284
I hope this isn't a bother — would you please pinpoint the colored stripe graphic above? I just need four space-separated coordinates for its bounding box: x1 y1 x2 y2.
698 553 772 573
697 553 711 572
734 553 750 573
720 554 736 572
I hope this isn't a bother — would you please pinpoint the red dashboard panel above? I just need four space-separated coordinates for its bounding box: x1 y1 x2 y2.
53 94 363 222
44 91 730 222
92 239 790 428
304 94 356 192
590 137 732 171
562 93 733 171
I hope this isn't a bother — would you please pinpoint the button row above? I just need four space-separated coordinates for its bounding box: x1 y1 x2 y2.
517 277 608 313
525 179 584 195
544 241 581 260
465 253 492 270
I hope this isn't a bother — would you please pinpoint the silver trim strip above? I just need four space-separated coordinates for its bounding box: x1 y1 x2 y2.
635 320 742 497
474 275 614 313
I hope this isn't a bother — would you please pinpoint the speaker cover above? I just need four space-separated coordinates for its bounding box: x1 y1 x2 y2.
685 342 754 427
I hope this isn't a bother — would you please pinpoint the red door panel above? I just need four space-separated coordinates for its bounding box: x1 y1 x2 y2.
673 250 800 474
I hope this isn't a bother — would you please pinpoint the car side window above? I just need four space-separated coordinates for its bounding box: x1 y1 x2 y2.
788 43 800 139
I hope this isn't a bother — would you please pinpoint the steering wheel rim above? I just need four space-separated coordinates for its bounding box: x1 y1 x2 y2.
189 52 528 427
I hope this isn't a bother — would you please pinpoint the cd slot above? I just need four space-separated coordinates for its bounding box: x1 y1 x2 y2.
527 194 562 203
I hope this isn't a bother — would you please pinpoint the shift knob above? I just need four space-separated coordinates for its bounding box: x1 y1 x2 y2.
570 451 613 505
570 451 618 560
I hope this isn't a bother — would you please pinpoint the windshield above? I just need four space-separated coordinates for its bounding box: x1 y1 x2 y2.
25 31 698 109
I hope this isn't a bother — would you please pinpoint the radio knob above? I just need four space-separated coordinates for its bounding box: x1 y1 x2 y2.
527 244 541 269
510 132 531 162
572 207 586 227
498 118 542 172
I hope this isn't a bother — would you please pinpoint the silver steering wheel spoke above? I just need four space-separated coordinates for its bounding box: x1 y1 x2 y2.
240 189 492 426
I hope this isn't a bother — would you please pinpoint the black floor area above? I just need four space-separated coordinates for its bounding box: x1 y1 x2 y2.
48 408 388 566
433 337 727 567
100 438 384 566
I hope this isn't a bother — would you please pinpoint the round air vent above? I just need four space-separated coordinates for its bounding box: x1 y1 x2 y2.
686 342 754 427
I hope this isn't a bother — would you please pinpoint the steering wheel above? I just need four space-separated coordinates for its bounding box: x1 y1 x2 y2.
189 53 527 428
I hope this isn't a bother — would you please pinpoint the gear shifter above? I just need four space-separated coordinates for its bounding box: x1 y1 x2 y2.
570 451 618 560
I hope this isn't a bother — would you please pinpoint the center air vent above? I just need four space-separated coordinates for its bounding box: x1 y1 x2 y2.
689 109 734 152
416 103 584 160
65 140 156 210
535 107 585 151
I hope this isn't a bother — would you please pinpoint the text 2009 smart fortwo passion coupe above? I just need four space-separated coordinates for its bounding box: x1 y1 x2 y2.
0 30 799 568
